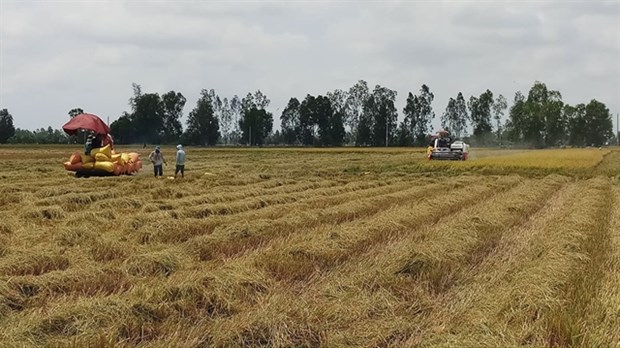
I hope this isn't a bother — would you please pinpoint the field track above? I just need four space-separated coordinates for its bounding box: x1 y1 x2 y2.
0 146 619 347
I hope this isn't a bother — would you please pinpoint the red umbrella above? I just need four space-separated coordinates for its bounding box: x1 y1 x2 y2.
62 113 110 135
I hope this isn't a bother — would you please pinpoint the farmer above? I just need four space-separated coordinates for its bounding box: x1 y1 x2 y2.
148 145 167 177
84 135 94 156
175 144 186 178
92 134 102 148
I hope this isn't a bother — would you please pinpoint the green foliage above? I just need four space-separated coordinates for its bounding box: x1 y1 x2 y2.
7 127 68 144
403 85 434 146
299 95 317 145
239 108 272 146
346 80 370 140
0 109 16 144
296 94 345 146
314 95 335 146
454 92 469 139
506 82 613 148
280 98 301 145
329 110 346 146
441 98 457 137
239 91 272 146
109 84 186 145
583 100 613 146
68 108 84 119
109 113 134 145
396 120 413 146
131 93 165 143
367 85 398 146
161 91 186 143
218 97 234 144
468 89 494 143
185 90 220 146
565 104 585 146
355 112 373 146
492 95 507 144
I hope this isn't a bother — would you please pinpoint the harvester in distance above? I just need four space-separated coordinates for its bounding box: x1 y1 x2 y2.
426 130 470 160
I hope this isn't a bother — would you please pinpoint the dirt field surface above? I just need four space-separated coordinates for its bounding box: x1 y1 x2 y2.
1 145 619 347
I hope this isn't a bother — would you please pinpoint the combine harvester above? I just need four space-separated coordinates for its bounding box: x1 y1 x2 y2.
427 130 470 161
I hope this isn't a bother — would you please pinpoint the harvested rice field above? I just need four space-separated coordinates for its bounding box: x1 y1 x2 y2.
0 145 619 347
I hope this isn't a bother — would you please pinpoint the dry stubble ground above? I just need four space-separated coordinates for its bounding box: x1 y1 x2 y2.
0 145 619 347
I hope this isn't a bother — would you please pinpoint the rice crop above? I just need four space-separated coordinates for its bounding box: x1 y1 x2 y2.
0 144 618 347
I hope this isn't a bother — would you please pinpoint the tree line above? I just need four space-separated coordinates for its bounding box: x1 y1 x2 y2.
0 80 615 147
108 84 273 146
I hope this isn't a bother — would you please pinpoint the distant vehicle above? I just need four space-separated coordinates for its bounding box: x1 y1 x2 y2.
427 130 470 161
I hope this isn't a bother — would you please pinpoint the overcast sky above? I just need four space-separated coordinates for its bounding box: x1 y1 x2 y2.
1 0 619 132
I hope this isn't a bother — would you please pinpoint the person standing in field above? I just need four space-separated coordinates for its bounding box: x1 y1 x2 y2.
175 144 186 178
84 134 94 156
148 145 167 177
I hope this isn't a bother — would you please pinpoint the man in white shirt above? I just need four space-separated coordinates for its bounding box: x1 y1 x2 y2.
175 144 186 178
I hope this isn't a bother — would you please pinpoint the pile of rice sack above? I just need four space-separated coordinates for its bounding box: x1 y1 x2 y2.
63 145 143 175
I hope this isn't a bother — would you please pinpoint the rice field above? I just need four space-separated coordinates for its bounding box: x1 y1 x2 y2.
0 145 619 347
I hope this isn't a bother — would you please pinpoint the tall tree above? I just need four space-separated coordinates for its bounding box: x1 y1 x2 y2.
346 80 370 137
506 82 566 147
327 89 348 146
314 95 335 146
505 91 527 144
396 119 413 146
132 92 164 143
565 104 587 146
441 97 457 135
219 97 233 143
161 91 186 142
128 83 143 110
584 99 613 146
356 97 374 146
402 92 418 145
492 94 507 144
185 89 220 146
454 92 469 138
68 108 84 118
0 109 16 143
239 108 273 146
403 85 434 146
230 95 242 144
109 112 135 145
299 95 317 145
417 84 435 138
280 97 301 145
329 107 346 146
253 90 270 110
541 90 565 147
468 89 494 143
368 85 398 146
239 91 273 145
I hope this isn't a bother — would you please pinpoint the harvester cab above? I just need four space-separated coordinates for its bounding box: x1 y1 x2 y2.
427 130 469 161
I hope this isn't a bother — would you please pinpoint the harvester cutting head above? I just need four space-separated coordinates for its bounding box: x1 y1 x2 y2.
427 130 469 161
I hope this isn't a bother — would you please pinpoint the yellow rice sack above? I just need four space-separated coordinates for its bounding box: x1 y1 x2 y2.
82 155 94 164
91 144 112 158
95 153 111 162
94 161 114 173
